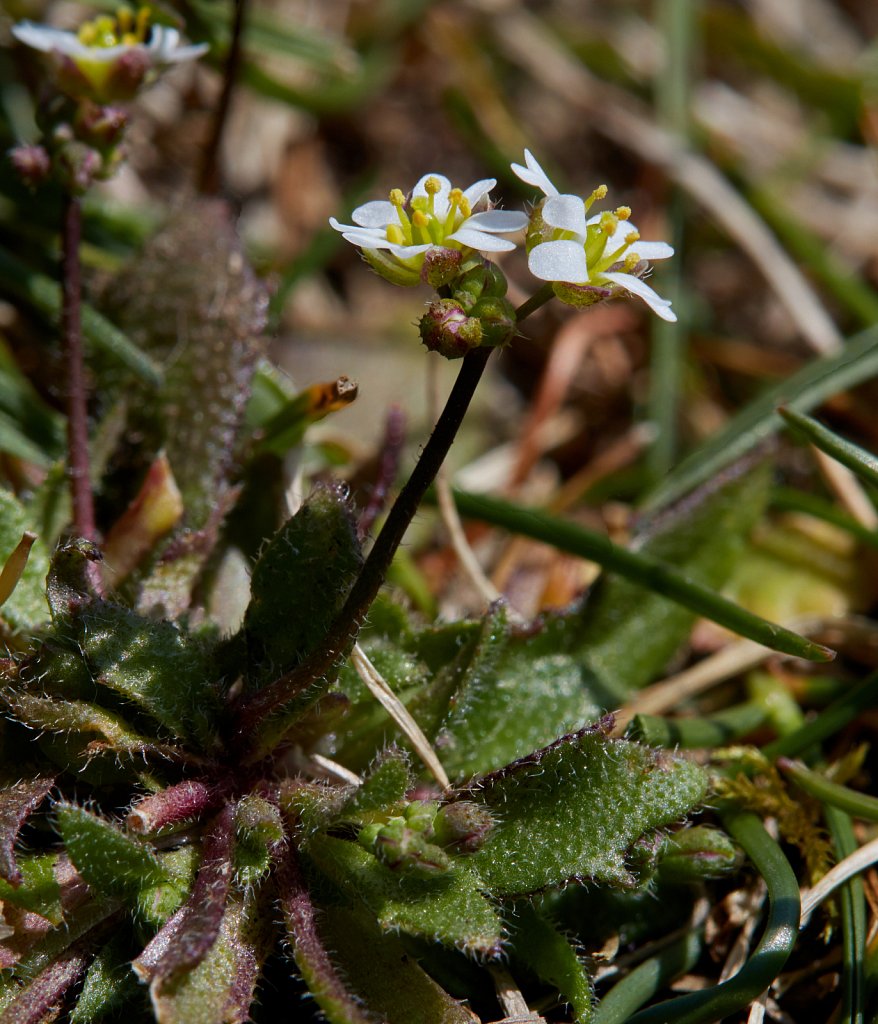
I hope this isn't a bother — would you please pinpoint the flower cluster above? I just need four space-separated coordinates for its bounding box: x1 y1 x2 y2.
331 151 676 353
10 9 207 194
12 10 207 103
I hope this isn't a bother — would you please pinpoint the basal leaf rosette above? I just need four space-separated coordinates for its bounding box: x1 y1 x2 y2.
512 149 677 322
330 173 528 288
12 8 208 103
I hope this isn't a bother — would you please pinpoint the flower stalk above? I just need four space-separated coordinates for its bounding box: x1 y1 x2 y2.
61 195 96 545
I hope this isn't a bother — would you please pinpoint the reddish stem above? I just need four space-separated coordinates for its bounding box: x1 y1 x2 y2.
199 0 246 195
61 196 96 544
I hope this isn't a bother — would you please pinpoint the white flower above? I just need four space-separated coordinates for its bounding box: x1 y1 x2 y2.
330 173 528 286
511 150 676 322
12 11 207 101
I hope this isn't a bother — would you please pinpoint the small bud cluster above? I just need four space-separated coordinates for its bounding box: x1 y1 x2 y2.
10 8 206 195
358 799 494 875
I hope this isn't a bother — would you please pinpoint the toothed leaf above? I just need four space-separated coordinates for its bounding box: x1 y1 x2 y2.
464 727 707 895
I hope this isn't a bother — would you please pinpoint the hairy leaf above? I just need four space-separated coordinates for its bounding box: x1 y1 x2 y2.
0 853 62 924
55 804 168 912
307 834 502 954
244 483 363 692
462 725 707 896
337 748 413 820
0 778 54 887
320 902 478 1023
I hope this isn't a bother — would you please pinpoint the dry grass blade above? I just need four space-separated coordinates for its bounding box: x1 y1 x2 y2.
351 643 450 790
800 835 878 927
811 448 878 530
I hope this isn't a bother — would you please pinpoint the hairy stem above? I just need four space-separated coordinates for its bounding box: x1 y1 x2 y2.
199 0 247 194
61 196 96 543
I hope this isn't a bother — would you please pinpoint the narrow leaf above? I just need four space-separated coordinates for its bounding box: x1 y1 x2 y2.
0 490 49 633
642 322 878 511
463 723 707 896
55 804 168 907
279 841 374 1024
779 406 878 490
0 853 62 924
0 778 54 887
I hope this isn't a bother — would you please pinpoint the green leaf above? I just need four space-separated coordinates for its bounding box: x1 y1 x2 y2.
509 902 593 1023
338 749 413 820
433 605 602 778
778 406 878 491
0 489 50 633
244 483 363 693
70 936 144 1023
464 726 707 896
233 795 283 887
319 902 478 1024
78 602 221 750
55 804 168 910
148 890 271 1024
0 853 62 924
307 834 503 954
642 322 878 512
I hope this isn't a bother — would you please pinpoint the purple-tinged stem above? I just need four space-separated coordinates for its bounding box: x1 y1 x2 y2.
199 0 246 195
61 196 96 544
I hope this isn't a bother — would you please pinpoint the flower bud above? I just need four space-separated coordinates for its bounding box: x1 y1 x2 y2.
9 144 51 188
432 801 494 854
657 826 742 885
419 298 482 359
468 295 517 348
453 261 508 308
74 101 128 148
54 140 103 194
359 815 451 876
420 246 463 289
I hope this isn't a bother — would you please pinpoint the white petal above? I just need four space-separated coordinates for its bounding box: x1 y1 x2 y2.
448 228 517 252
350 201 395 228
628 241 674 261
412 174 452 199
602 271 677 321
462 178 496 210
13 22 86 56
528 240 589 283
463 210 528 233
542 195 587 238
510 149 559 197
387 242 432 258
338 229 394 249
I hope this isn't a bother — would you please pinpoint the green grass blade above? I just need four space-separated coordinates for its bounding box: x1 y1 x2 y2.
451 488 832 663
779 406 878 491
770 488 878 550
642 324 878 512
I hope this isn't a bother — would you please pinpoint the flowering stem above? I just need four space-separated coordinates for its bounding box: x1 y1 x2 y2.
514 282 555 322
233 346 493 750
61 195 96 544
198 0 247 194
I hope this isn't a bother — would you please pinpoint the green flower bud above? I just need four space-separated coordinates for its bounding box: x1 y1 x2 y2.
469 295 517 348
453 261 508 308
657 826 742 885
419 298 482 359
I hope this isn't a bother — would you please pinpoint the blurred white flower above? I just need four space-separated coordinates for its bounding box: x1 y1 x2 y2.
330 174 527 286
512 150 676 322
13 10 208 101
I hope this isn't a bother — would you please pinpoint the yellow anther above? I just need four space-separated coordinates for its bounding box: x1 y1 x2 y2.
122 32 139 44
411 210 429 228
389 188 406 207
423 177 442 196
459 197 472 218
615 206 631 221
136 6 152 39
386 224 405 245
623 253 640 271
599 212 618 235
448 188 464 205
591 185 608 201
625 230 640 244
